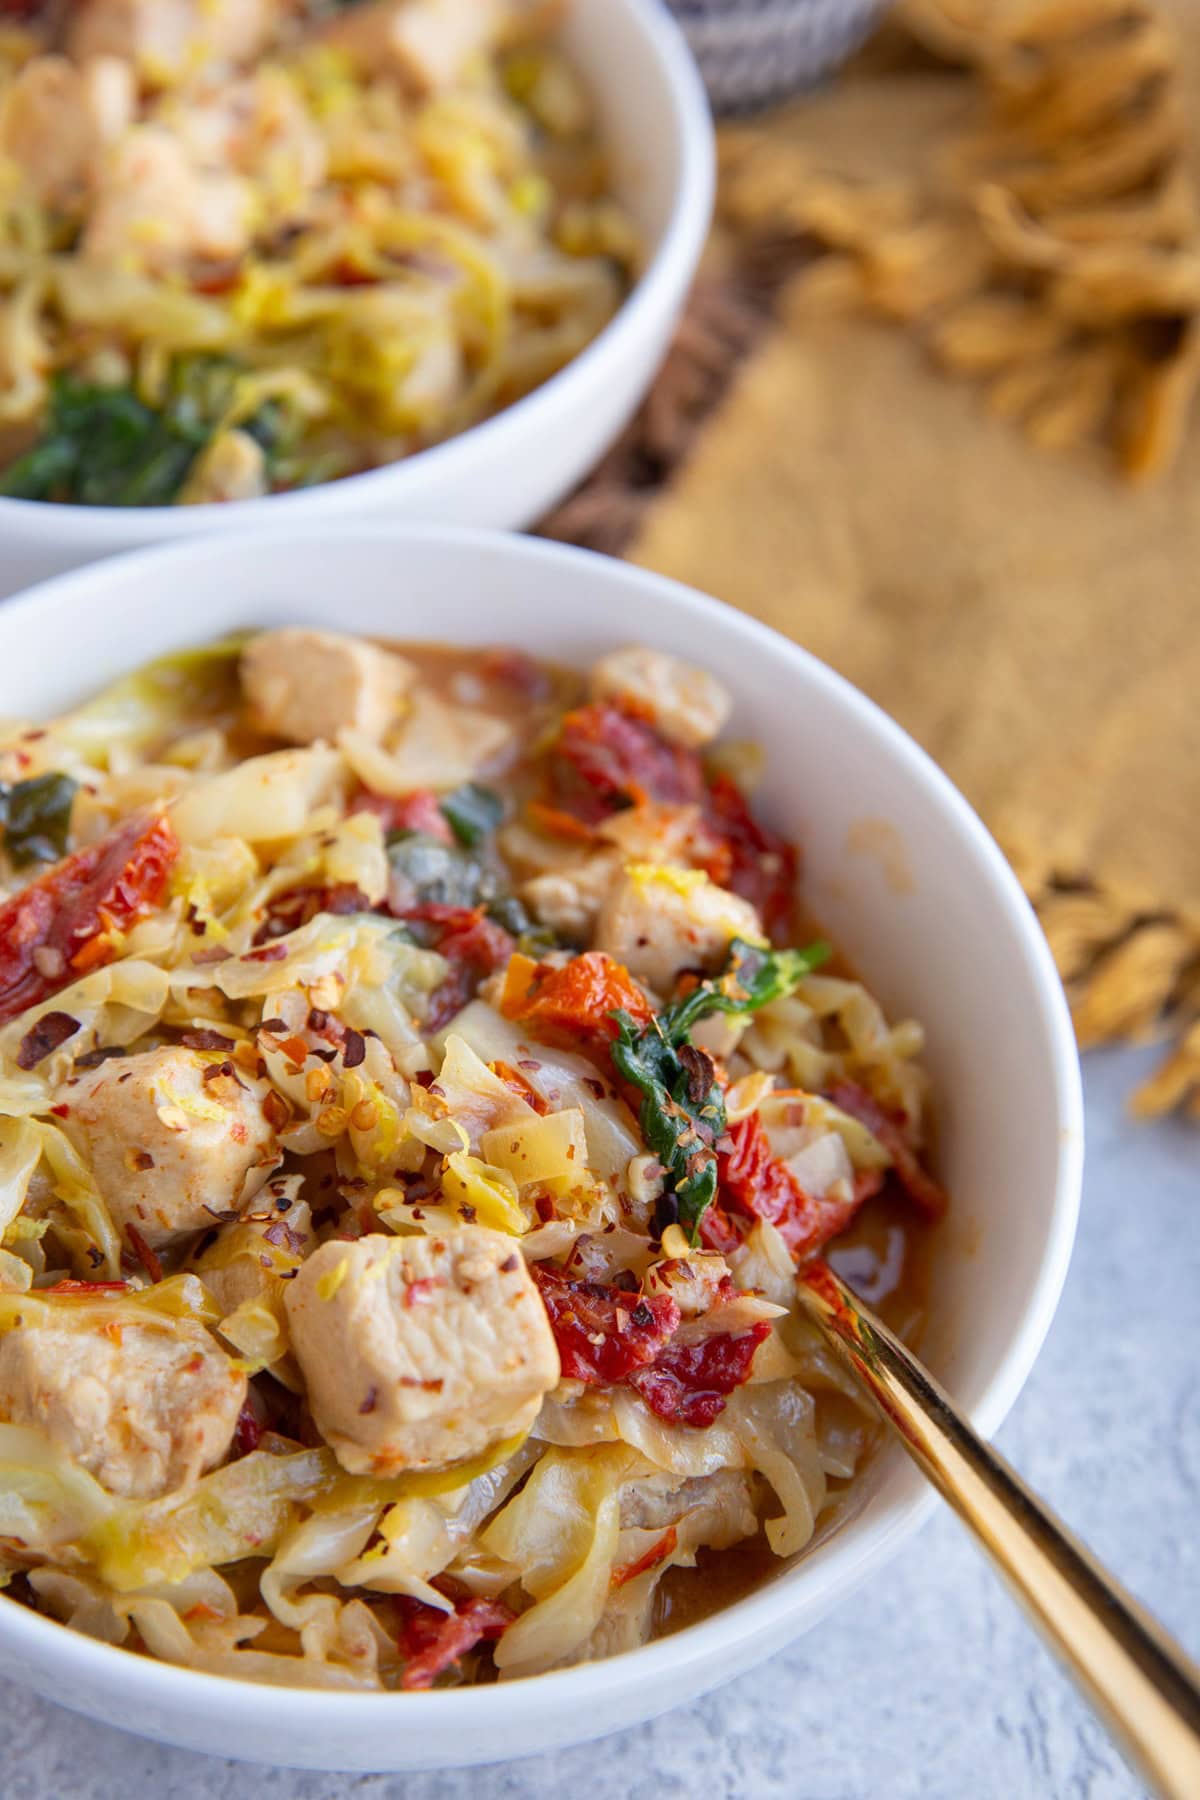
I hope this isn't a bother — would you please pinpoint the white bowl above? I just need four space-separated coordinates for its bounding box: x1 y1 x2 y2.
0 527 1083 1770
0 0 714 598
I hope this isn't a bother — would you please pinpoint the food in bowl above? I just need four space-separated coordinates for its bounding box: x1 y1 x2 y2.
0 0 637 506
0 627 944 1690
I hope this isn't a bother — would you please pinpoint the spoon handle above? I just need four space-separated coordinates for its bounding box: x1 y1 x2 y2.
797 1262 1200 1800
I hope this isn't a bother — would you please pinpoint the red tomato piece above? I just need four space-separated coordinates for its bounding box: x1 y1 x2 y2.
397 1596 513 1691
0 814 179 1026
531 1262 680 1383
549 701 706 823
351 787 454 846
718 1113 869 1265
627 1322 771 1428
411 904 514 1032
501 950 652 1049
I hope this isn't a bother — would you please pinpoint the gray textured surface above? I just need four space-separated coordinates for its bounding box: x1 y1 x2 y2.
0 1045 1194 1800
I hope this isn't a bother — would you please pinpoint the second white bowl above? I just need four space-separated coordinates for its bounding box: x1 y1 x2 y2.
0 0 714 597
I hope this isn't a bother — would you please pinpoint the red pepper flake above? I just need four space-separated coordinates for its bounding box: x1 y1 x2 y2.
191 945 233 966
244 942 289 964
342 1028 366 1069
16 1010 80 1070
278 1035 310 1069
49 1102 70 1118
490 1059 548 1114
397 1596 513 1691
181 1029 235 1052
404 1277 439 1308
611 1526 677 1589
125 1223 163 1284
131 1150 154 1172
41 1279 130 1295
262 1218 306 1254
262 1089 291 1132
358 1386 379 1415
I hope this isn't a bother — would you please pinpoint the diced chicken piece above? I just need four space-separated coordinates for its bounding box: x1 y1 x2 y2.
68 0 283 83
0 1317 245 1499
620 1468 758 1544
589 648 733 750
645 1251 732 1319
521 850 620 941
179 430 268 506
241 628 416 747
318 0 501 97
285 1229 560 1475
169 71 327 208
595 863 763 994
0 54 135 211
55 1047 279 1251
82 126 254 273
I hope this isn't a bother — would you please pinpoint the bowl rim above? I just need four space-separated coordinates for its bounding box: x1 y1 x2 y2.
0 0 715 544
0 522 1085 1737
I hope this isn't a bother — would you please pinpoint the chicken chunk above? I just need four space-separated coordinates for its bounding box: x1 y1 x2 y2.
241 629 416 748
0 54 135 211
285 1230 560 1475
589 648 733 750
55 1046 279 1251
83 127 254 273
68 0 283 83
521 850 621 941
0 1318 245 1499
169 71 327 209
318 0 501 97
594 863 763 994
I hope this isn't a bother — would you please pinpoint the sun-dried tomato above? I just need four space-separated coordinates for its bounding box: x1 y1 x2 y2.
413 904 514 1032
0 814 178 1026
500 951 652 1050
351 786 453 847
531 1262 680 1383
397 1595 513 1691
233 1399 264 1457
703 773 798 943
628 1323 771 1428
826 1080 947 1219
548 701 706 824
718 1113 869 1265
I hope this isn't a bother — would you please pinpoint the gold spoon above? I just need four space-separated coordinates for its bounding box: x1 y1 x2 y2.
797 1261 1200 1800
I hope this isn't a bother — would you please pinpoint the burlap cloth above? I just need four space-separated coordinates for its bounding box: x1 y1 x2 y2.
544 0 1200 1116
